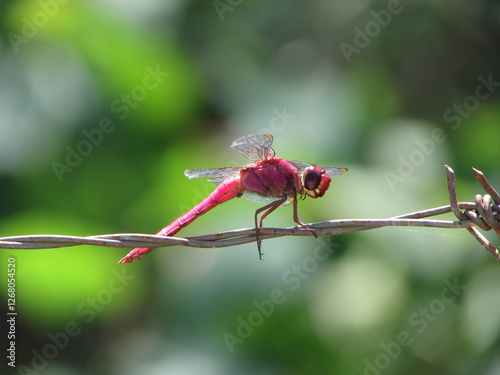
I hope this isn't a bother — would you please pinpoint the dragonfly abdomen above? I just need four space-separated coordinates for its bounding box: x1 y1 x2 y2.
168 176 244 232
118 176 243 263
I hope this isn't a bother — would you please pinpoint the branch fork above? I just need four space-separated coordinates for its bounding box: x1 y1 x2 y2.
446 165 500 259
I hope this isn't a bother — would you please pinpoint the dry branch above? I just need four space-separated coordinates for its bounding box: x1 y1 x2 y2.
1 165 499 259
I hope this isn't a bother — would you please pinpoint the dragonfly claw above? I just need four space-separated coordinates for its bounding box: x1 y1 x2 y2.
257 239 265 260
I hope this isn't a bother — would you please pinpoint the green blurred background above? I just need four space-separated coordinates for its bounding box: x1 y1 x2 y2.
1 0 500 374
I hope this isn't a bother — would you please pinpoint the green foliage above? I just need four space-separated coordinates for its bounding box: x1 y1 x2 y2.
1 0 499 374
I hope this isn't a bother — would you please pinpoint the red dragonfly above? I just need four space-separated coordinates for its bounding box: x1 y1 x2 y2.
119 134 347 264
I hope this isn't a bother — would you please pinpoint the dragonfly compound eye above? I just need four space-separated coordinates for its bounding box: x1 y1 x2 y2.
304 165 331 198
304 166 322 190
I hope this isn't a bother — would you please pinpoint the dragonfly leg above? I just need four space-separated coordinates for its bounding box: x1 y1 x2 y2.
292 195 317 238
254 197 287 260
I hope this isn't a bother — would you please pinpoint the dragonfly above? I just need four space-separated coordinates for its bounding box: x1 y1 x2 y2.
118 134 347 264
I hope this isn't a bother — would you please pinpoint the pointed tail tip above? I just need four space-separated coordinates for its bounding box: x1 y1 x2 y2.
118 254 133 264
118 247 152 264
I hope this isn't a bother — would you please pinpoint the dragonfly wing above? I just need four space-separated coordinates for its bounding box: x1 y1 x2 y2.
184 167 241 183
321 165 348 177
241 190 291 206
231 133 275 161
289 160 348 177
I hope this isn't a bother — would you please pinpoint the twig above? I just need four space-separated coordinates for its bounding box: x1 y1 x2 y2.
1 165 499 259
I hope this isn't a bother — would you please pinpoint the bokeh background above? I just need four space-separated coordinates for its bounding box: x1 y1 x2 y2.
1 1 500 374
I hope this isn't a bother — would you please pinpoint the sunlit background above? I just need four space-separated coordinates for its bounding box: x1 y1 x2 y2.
1 1 500 374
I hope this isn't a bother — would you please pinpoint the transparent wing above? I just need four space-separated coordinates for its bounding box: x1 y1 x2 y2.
241 190 291 206
184 167 241 183
231 133 275 161
289 160 348 177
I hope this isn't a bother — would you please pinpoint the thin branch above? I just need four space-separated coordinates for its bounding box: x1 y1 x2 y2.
1 165 499 259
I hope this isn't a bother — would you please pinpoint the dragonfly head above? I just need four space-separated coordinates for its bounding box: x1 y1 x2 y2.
303 165 331 198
